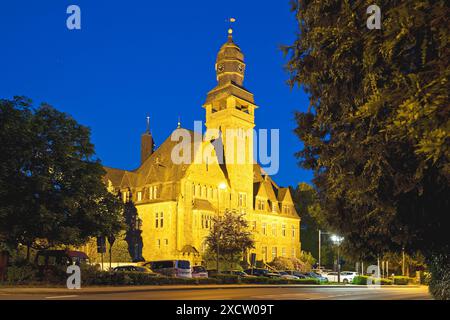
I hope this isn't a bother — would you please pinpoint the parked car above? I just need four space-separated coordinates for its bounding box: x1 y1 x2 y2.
192 266 208 278
265 272 283 279
278 271 300 280
244 268 269 277
341 271 358 282
35 250 89 271
324 272 354 283
144 260 192 278
305 271 329 283
221 270 254 277
113 265 159 276
284 270 308 279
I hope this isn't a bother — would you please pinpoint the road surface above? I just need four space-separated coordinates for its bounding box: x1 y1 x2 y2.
0 285 431 300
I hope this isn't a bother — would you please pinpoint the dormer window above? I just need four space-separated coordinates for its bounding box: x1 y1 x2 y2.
256 199 265 211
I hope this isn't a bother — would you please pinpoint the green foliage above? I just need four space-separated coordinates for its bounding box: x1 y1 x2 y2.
428 253 450 300
269 254 316 272
0 97 124 252
292 183 333 264
352 276 392 286
205 210 255 270
285 0 449 279
5 262 39 284
393 276 413 285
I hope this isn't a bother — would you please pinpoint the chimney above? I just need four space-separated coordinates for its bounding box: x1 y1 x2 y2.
141 116 154 164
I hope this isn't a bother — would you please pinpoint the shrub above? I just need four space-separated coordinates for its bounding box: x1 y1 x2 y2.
393 276 412 285
6 264 39 284
352 276 392 285
211 274 240 284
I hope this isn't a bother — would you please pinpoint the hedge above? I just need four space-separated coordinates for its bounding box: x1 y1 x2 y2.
2 264 320 286
352 276 392 285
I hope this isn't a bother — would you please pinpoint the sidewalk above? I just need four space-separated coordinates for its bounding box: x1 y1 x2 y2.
0 284 422 295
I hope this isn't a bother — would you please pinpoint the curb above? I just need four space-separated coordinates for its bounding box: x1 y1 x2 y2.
0 284 423 296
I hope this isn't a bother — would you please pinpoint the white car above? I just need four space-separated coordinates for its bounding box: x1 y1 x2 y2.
325 271 356 284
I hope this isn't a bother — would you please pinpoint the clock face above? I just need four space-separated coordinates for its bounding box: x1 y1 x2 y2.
217 64 224 72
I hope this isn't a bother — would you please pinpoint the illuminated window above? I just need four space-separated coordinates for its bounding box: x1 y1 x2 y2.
282 224 286 236
257 199 265 211
156 239 161 249
137 191 142 202
283 205 291 214
164 239 168 246
291 225 295 238
262 223 267 235
149 186 158 200
291 248 296 258
272 247 277 259
155 212 164 228
272 223 277 236
262 246 268 262
282 248 286 257
272 202 277 212
252 221 257 231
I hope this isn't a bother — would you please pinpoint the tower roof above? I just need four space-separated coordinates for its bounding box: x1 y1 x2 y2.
214 29 246 87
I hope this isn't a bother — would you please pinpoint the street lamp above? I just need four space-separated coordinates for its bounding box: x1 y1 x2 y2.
216 182 227 273
330 234 344 283
318 230 330 270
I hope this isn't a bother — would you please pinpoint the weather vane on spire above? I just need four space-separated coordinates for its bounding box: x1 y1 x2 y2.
146 115 150 133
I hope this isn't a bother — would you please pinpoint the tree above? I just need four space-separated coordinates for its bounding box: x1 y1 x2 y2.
284 1 449 297
123 197 144 262
269 253 316 272
292 183 328 260
205 211 254 271
0 97 124 256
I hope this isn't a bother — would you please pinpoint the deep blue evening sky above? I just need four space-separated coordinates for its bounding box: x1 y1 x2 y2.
0 0 312 187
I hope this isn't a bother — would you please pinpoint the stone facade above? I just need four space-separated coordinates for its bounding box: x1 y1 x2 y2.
103 31 301 266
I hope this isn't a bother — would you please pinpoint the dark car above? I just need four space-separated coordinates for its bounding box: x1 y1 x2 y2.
305 271 328 283
244 268 269 277
221 270 254 277
244 268 281 278
284 270 308 279
113 265 158 274
192 266 208 278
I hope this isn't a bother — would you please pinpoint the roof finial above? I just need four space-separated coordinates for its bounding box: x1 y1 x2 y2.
146 115 150 133
177 115 181 129
227 17 236 41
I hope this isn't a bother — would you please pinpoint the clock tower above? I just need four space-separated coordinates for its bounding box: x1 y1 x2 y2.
203 28 257 213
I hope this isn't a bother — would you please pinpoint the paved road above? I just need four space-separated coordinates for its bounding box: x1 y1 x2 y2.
0 286 431 300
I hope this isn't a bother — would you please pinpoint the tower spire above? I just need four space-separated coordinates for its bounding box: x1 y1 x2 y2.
177 115 181 129
146 115 150 133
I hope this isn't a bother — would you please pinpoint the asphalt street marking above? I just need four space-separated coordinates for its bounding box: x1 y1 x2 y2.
45 295 79 299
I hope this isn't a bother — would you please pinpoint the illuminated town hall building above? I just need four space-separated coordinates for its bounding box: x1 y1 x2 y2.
103 30 301 265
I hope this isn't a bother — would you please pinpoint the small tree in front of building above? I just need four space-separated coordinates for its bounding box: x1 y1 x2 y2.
205 210 254 271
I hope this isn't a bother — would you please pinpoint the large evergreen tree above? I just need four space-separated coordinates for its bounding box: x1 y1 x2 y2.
0 97 124 253
285 1 449 297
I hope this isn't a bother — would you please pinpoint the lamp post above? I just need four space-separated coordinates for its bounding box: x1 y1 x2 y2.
318 230 330 270
216 182 227 273
330 234 344 283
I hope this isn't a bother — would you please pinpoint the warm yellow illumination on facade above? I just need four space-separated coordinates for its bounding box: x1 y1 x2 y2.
103 30 301 266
